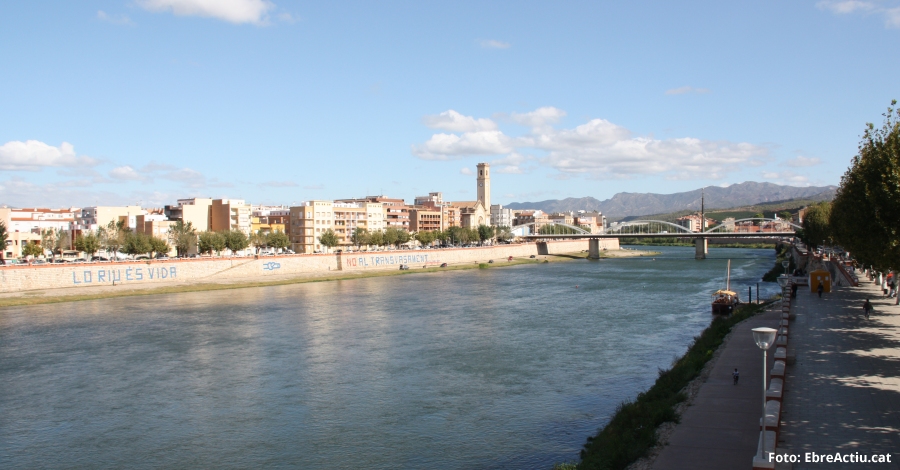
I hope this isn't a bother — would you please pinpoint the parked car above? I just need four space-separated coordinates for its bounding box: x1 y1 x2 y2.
440 263 448 268
155 254 169 260
399 264 410 270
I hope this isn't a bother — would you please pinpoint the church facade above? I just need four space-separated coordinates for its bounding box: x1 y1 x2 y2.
458 163 492 229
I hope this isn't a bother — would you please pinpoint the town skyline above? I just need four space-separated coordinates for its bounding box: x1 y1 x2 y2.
3 1 898 208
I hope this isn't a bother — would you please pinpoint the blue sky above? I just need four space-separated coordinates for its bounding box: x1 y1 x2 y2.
1 1 898 208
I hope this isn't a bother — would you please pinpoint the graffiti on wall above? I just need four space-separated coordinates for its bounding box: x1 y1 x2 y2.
344 254 431 268
72 266 177 284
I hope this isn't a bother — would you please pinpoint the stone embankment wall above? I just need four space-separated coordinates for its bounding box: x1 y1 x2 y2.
0 239 617 293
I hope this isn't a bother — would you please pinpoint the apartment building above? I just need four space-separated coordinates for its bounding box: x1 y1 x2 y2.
251 206 290 235
573 211 606 234
289 200 333 254
333 201 385 246
211 199 251 234
414 192 459 230
337 196 409 230
490 204 514 228
675 214 716 232
165 198 213 232
408 207 442 232
0 207 78 234
76 205 145 232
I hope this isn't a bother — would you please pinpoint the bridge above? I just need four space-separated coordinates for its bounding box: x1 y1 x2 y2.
516 218 799 260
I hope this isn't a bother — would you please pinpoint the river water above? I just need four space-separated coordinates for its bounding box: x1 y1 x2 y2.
0 246 778 469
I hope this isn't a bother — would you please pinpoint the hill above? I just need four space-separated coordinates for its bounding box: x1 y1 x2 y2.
504 182 835 217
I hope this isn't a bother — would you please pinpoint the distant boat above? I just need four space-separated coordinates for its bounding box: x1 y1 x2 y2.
712 260 740 315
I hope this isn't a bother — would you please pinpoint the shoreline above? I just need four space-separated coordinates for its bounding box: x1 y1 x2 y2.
0 248 656 308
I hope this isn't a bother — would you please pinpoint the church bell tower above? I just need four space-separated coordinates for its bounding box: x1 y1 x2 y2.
477 162 490 210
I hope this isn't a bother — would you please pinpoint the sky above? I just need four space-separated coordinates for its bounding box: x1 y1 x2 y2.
1 0 899 209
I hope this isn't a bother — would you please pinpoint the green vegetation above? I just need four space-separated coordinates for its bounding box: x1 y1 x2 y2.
318 229 340 251
198 231 226 256
539 223 584 235
829 101 900 270
0 221 7 263
574 302 768 470
22 242 43 258
74 232 101 258
761 244 795 282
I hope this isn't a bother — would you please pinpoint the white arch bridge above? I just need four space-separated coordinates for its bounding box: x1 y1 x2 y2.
516 218 799 260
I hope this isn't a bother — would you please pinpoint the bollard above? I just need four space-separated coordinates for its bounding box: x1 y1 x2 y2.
749 286 752 304
757 283 759 304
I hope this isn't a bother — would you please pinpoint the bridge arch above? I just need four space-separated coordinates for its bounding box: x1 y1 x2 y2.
510 222 590 236
606 220 695 234
704 218 801 233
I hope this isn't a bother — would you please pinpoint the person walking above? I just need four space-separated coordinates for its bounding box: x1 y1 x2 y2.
863 299 873 320
732 368 739 385
817 282 824 298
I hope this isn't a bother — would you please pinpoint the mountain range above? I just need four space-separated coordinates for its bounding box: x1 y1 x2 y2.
504 182 836 218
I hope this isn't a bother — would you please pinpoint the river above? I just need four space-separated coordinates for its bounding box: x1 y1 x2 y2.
0 246 778 469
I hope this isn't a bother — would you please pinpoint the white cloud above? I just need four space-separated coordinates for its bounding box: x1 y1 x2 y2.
412 130 513 160
0 140 98 171
263 180 298 187
412 107 768 180
97 10 134 25
460 167 473 175
491 152 533 174
787 156 821 167
816 1 900 28
665 86 711 95
816 0 876 14
137 0 276 25
109 165 147 181
762 171 810 186
509 107 567 128
480 39 510 49
422 110 497 132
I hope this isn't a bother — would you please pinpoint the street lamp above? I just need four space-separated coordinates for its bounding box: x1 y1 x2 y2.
752 327 778 464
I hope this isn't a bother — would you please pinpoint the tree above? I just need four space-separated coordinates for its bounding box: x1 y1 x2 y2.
495 225 514 242
414 230 435 247
395 229 411 248
0 221 8 263
383 227 399 247
23 241 43 258
778 211 792 221
55 229 72 255
830 100 900 269
123 232 152 258
351 227 370 249
434 229 449 247
198 231 226 256
41 228 58 260
223 230 250 255
318 229 339 252
477 224 494 245
801 202 831 250
268 230 290 252
168 221 198 257
102 220 127 259
369 230 383 248
250 230 268 253
149 236 170 257
75 232 102 258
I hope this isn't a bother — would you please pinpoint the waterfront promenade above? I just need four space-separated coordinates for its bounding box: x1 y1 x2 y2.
778 280 900 468
651 280 900 469
650 305 781 470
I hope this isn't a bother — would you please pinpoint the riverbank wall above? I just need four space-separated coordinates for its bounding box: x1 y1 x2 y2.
0 240 617 293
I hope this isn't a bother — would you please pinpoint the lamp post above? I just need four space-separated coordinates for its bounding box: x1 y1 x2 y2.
752 327 778 463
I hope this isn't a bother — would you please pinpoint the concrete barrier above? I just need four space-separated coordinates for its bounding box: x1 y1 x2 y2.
0 240 619 293
771 360 785 378
766 378 784 402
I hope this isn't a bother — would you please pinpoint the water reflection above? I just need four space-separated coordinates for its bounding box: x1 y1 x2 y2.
0 246 777 469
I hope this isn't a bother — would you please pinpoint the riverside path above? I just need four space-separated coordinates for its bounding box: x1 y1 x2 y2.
651 306 782 470
652 279 900 469
777 279 900 468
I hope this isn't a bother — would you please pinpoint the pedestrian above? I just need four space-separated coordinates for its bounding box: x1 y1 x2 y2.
863 299 873 319
817 282 824 298
733 368 739 385
791 283 798 299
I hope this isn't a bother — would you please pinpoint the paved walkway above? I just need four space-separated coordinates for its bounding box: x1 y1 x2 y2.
652 307 782 470
778 279 900 468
